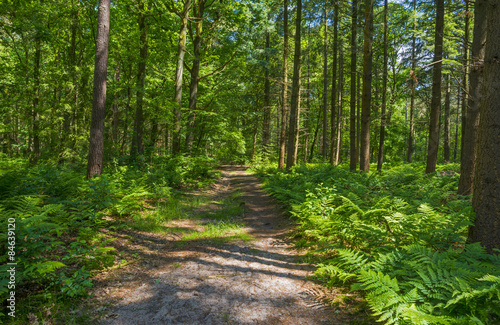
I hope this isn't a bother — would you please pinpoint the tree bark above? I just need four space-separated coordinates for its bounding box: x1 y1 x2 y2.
131 0 147 156
278 0 289 169
458 0 487 195
322 5 328 159
359 0 374 172
377 0 389 171
112 64 120 149
330 1 339 165
357 70 361 166
469 0 500 254
425 0 444 174
407 0 417 163
443 74 451 162
172 0 192 154
293 88 301 165
335 47 343 165
31 30 41 165
185 0 204 154
262 31 271 153
286 0 301 169
349 0 358 171
87 0 110 179
460 0 470 164
454 83 460 161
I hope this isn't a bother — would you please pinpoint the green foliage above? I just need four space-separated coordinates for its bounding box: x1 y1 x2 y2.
0 155 218 320
260 164 499 324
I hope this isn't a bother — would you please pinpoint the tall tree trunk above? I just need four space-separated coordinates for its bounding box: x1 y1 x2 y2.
31 30 41 165
87 0 110 179
469 0 500 253
454 84 460 161
407 0 417 163
262 31 271 153
132 0 147 156
377 0 389 171
322 4 328 159
64 4 78 147
330 1 339 165
285 0 301 169
278 0 289 169
185 1 204 154
293 90 301 165
460 0 470 163
443 73 451 162
360 0 374 172
425 0 444 174
112 64 120 150
349 0 358 171
335 47 343 165
304 22 312 163
172 0 192 154
309 109 320 161
458 0 487 195
357 70 361 166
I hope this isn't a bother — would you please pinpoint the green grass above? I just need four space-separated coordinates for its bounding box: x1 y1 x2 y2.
128 193 210 233
180 221 251 243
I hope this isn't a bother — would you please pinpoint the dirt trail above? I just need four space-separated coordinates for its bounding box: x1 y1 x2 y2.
93 166 352 324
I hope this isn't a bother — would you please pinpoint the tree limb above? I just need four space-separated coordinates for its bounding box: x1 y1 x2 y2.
198 51 238 80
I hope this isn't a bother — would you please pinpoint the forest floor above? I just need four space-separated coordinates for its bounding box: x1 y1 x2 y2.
86 166 370 324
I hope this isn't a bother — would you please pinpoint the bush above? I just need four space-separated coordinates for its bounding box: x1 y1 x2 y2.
260 163 498 324
0 154 219 320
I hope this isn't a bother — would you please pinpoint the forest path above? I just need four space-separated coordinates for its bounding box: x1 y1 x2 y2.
93 166 357 324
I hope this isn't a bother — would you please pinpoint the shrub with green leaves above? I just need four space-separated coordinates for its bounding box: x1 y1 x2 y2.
259 164 499 324
0 154 219 320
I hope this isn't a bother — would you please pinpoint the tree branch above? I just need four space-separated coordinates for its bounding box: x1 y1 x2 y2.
198 51 238 80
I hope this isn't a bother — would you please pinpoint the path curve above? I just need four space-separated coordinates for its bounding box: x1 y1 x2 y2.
96 166 342 324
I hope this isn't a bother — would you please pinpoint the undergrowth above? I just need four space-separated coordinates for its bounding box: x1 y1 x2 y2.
0 154 218 323
257 163 500 325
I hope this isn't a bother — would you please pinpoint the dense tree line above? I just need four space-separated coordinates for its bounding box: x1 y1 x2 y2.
0 0 498 250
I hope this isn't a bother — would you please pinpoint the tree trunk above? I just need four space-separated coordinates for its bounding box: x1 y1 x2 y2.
322 5 328 159
63 5 78 149
454 84 460 161
443 74 451 162
262 31 271 153
377 0 389 171
172 0 192 154
131 0 147 156
330 1 339 165
460 0 470 164
279 0 289 169
407 0 417 163
334 48 343 165
458 0 487 195
357 70 361 166
359 0 374 172
304 22 312 163
87 0 110 179
425 0 444 174
309 109 321 161
349 0 358 171
469 0 500 253
112 64 120 150
286 0 301 169
185 1 204 154
293 89 301 165
31 27 42 165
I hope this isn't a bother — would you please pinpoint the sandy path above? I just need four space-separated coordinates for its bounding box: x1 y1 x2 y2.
95 166 346 324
